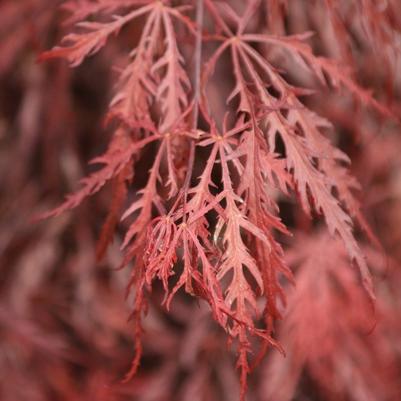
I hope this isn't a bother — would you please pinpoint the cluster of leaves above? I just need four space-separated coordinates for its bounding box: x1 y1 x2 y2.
1 1 401 400
261 232 401 401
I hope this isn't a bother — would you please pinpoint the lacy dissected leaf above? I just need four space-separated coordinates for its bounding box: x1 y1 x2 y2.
204 27 374 299
40 132 157 219
39 3 155 67
121 140 165 251
152 8 192 131
108 5 161 126
242 32 392 116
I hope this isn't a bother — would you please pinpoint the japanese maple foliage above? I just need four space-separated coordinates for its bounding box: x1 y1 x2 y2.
1 0 401 400
261 231 401 401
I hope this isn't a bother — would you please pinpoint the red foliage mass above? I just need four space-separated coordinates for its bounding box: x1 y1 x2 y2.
1 1 401 401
